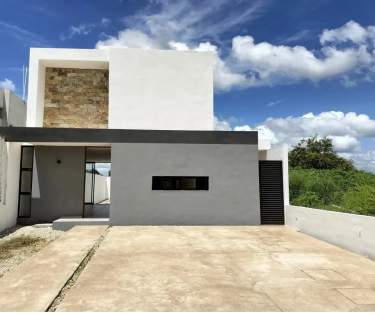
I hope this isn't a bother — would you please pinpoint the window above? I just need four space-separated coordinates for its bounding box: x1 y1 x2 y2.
18 146 34 218
152 176 209 191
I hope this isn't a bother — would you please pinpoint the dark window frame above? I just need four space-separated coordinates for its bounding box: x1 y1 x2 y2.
152 176 209 191
17 145 35 218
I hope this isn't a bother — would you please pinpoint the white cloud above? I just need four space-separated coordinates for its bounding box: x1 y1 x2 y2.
192 42 248 91
216 111 375 153
168 41 189 51
101 18 110 26
230 35 371 86
121 0 268 44
61 17 111 41
215 111 375 171
261 111 375 150
234 124 278 146
213 116 232 131
97 29 160 49
214 117 277 146
94 0 375 91
94 0 267 91
342 150 375 173
266 99 283 107
0 78 16 91
280 29 314 44
0 21 48 46
60 23 96 41
329 135 360 153
320 20 369 45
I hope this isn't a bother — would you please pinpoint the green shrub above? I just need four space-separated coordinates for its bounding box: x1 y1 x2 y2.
289 168 375 216
305 177 338 205
289 170 306 202
342 185 375 215
293 191 322 208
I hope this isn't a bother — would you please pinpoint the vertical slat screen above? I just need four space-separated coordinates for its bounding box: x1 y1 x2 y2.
259 161 284 224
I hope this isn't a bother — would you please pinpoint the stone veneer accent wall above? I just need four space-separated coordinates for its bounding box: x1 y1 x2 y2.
43 67 108 128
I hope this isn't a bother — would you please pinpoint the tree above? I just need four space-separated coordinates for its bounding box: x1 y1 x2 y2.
289 136 354 171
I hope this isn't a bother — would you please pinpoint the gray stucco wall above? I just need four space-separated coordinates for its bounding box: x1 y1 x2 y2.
110 143 260 225
28 146 85 223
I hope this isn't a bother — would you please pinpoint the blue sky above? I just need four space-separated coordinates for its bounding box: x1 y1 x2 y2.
1 0 375 171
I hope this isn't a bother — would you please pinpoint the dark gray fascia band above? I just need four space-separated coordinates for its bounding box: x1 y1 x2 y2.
0 127 258 145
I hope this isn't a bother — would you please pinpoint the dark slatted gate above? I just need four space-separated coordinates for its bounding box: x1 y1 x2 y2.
259 160 284 224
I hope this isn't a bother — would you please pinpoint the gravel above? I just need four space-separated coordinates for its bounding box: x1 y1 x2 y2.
0 225 64 278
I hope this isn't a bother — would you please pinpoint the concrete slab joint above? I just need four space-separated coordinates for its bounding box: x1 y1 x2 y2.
2 226 375 311
0 225 108 312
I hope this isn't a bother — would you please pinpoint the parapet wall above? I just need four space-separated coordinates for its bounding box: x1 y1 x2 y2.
286 205 375 259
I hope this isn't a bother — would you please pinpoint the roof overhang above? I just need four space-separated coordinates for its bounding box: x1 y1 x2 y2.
0 127 258 145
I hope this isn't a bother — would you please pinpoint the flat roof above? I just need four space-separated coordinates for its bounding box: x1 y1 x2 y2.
0 127 258 145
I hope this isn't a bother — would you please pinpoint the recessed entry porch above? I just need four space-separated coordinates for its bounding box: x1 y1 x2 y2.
17 144 111 226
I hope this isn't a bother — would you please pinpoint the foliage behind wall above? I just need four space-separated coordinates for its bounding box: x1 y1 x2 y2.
289 137 375 216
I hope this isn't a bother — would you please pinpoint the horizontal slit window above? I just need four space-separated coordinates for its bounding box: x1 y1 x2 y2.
152 176 209 191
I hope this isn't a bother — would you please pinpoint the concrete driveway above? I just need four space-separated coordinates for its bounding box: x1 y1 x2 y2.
56 226 375 311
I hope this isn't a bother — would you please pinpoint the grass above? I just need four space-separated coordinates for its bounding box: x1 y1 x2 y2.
0 236 47 260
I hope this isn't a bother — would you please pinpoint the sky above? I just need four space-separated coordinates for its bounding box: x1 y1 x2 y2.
1 0 375 171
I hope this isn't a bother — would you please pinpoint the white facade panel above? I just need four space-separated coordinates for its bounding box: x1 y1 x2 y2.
26 48 214 130
108 48 213 130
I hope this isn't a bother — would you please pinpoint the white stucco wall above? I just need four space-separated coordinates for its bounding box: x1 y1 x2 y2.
0 143 21 233
0 89 4 121
259 144 289 205
1 89 27 127
286 205 375 260
108 48 214 130
0 90 26 233
85 173 110 203
26 48 214 130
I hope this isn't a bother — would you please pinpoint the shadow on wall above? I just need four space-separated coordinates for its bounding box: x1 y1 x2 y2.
31 146 85 223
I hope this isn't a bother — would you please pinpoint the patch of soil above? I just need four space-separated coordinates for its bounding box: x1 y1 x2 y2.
0 236 46 260
0 225 64 278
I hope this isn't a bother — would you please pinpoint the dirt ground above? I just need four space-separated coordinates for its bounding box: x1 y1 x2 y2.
0 225 63 278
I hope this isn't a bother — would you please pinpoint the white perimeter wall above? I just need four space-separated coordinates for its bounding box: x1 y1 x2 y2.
0 143 21 233
286 205 375 260
85 174 110 204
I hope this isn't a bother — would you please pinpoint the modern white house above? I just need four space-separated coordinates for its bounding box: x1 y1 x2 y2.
0 47 288 231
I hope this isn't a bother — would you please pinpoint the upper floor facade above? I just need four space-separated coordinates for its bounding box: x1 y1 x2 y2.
27 48 214 130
